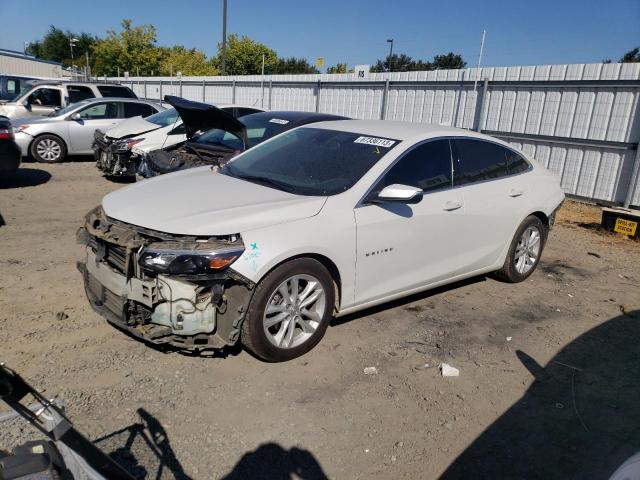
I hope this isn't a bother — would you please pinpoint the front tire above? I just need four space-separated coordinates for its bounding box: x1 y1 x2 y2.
241 258 335 362
31 134 66 163
494 215 547 283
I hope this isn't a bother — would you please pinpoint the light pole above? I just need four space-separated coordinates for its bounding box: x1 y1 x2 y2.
221 0 228 75
386 38 394 72
69 37 79 74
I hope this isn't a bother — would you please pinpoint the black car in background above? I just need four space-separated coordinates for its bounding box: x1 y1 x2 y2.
0 116 21 174
138 99 349 179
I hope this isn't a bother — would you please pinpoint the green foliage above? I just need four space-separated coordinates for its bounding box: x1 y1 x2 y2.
26 26 96 68
271 57 319 74
214 34 277 75
327 63 348 74
370 52 466 72
620 47 640 63
159 46 219 76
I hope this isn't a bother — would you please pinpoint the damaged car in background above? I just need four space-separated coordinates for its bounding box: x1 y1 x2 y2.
94 99 264 178
137 96 348 179
78 120 564 362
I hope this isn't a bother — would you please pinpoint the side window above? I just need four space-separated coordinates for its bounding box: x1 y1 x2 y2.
97 85 136 98
27 88 62 107
505 148 530 175
377 139 453 193
123 102 156 118
68 85 95 103
77 102 119 120
452 139 509 186
6 79 17 95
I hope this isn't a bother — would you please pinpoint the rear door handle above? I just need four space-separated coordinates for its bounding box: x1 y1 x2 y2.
509 188 524 197
443 200 463 211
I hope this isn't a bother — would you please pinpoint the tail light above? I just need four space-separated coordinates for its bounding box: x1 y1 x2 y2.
0 128 14 140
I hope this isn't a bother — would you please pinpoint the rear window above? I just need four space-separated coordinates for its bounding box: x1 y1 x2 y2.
97 85 137 98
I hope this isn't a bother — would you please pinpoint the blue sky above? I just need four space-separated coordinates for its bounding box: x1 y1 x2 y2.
0 0 638 68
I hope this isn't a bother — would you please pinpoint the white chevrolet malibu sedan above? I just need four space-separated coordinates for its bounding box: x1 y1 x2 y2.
78 120 564 361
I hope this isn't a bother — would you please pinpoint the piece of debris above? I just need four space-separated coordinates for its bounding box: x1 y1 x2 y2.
568 293 574 298
363 366 378 375
414 363 431 371
440 363 459 377
506 336 513 342
55 311 68 321
587 252 601 258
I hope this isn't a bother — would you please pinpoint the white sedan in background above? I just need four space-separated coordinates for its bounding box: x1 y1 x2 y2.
11 98 162 163
79 120 564 362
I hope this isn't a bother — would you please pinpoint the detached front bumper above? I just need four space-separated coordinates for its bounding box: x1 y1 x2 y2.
79 248 220 349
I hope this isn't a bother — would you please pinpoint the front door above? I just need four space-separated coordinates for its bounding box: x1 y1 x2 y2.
25 87 64 117
67 101 121 153
354 139 470 305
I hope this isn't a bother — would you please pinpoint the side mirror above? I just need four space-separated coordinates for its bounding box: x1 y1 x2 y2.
69 112 82 121
22 100 31 111
371 184 423 204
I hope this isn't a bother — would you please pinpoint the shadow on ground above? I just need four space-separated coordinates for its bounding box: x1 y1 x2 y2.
96 409 327 480
0 168 51 189
440 309 640 480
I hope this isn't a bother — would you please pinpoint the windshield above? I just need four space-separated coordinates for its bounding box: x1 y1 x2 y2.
195 113 301 150
221 127 399 196
47 100 91 117
145 108 180 127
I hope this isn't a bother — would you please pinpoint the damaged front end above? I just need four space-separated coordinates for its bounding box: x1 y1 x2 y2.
137 142 238 179
94 130 144 178
77 206 255 352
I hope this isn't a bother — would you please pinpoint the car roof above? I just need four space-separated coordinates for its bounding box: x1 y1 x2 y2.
244 110 348 125
305 119 500 143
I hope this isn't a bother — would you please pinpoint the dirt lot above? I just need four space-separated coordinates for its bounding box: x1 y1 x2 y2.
1 161 639 479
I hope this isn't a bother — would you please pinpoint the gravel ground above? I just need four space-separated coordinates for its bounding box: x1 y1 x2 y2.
1 161 639 479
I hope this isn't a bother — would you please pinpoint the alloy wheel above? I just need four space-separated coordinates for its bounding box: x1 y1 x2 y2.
263 274 326 349
514 226 541 274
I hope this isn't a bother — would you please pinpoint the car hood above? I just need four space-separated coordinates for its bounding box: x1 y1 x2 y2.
102 167 327 236
10 115 53 126
105 116 161 140
165 95 248 145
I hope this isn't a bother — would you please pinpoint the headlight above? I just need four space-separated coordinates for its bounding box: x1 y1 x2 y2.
139 242 244 275
13 125 30 133
114 138 145 152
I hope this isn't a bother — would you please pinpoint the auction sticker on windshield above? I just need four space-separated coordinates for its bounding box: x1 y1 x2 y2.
269 118 289 124
354 136 396 148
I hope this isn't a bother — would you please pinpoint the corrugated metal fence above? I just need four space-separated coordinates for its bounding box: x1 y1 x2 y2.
109 62 640 207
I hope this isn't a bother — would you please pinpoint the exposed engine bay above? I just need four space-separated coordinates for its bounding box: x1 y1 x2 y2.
77 206 254 352
138 141 240 178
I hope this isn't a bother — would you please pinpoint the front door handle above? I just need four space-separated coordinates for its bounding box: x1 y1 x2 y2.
443 200 462 211
509 188 524 197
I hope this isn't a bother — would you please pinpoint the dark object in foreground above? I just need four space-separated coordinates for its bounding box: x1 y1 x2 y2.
0 363 135 480
0 116 21 174
601 206 640 239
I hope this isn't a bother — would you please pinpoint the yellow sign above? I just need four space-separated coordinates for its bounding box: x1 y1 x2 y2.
315 57 324 67
614 218 638 236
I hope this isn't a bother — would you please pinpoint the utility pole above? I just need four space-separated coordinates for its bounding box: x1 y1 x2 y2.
386 38 394 72
69 37 78 76
260 53 265 108
221 0 228 75
474 30 486 92
85 51 90 81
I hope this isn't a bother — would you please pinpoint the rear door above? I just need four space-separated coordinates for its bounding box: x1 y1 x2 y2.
67 101 122 153
451 138 530 271
354 139 471 304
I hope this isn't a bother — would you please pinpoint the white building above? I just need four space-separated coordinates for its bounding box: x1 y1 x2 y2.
0 48 65 78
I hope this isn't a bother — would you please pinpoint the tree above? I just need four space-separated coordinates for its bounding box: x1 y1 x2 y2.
92 19 161 76
431 52 466 69
327 63 348 74
620 47 640 63
159 46 218 76
215 34 277 75
25 26 96 68
370 51 466 72
271 57 319 74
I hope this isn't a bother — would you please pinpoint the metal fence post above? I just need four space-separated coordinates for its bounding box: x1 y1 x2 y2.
474 78 489 132
202 80 206 102
143 80 147 100
232 80 236 104
623 145 640 208
268 80 273 109
315 80 321 112
380 80 390 120
159 80 163 107
179 79 183 97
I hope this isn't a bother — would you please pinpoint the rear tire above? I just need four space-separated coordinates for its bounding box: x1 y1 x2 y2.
30 134 66 163
241 258 335 362
494 215 547 283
